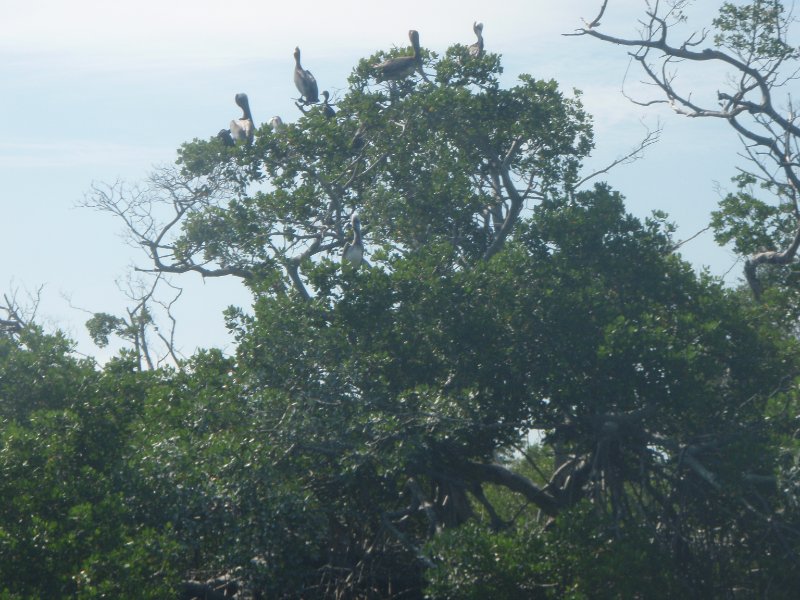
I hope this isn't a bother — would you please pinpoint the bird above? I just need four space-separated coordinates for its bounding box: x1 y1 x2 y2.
469 22 484 58
216 128 235 147
321 91 336 118
230 93 254 144
350 120 367 152
342 213 364 268
270 116 286 133
373 30 423 82
294 47 319 105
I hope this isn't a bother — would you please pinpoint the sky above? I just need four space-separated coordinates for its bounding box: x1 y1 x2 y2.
0 1 754 361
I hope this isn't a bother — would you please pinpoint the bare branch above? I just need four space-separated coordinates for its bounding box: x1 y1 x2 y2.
1 284 43 337
572 1 800 297
671 225 712 252
575 122 662 189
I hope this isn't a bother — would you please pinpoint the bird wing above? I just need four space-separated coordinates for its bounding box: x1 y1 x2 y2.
374 56 416 81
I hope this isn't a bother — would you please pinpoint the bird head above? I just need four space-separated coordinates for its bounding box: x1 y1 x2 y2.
235 93 250 110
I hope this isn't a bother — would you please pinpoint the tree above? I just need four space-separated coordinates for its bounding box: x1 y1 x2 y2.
36 20 800 597
0 327 185 598
229 185 800 597
82 273 184 371
574 0 800 301
86 41 597 300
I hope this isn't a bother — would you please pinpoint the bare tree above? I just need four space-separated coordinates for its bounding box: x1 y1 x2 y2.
78 273 184 370
572 0 800 297
0 284 43 338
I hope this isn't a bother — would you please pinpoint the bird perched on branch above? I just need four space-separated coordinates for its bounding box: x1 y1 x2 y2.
217 129 235 147
294 47 319 105
229 93 254 144
342 213 364 268
373 30 423 82
270 116 286 133
469 22 484 58
350 120 367 152
321 91 336 118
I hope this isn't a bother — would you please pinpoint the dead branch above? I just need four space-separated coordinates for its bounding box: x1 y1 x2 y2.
0 285 43 337
571 1 800 297
575 122 662 189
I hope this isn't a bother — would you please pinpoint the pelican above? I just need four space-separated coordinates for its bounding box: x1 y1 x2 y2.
342 213 364 267
469 22 484 58
230 93 254 144
373 30 423 82
270 116 286 133
321 91 336 118
217 128 235 147
294 47 319 105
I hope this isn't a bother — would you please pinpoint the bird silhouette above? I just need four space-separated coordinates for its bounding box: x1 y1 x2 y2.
373 30 423 82
229 93 254 144
342 213 364 268
294 47 319 105
469 22 484 58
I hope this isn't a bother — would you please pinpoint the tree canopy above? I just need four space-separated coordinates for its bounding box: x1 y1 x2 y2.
4 5 800 598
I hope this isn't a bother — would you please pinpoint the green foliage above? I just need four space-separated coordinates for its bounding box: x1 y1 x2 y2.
220 183 800 595
0 329 185 598
713 1 798 62
166 43 593 292
426 501 688 600
711 173 792 254
85 312 131 347
10 15 800 598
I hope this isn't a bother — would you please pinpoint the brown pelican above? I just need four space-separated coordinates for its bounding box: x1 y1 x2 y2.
342 213 364 267
373 30 423 82
469 22 484 58
321 91 336 118
294 47 319 105
217 128 235 147
230 93 254 144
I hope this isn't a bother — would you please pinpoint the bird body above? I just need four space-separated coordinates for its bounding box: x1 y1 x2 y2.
469 21 484 58
321 91 336 118
217 128 235 147
294 47 319 104
350 121 367 152
342 213 364 267
373 30 422 82
230 93 254 144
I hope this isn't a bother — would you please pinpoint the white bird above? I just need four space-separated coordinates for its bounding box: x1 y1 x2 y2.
270 116 286 133
294 47 319 105
230 93 254 144
342 213 364 268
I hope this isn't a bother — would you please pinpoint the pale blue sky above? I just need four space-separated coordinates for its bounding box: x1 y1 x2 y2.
0 1 750 360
